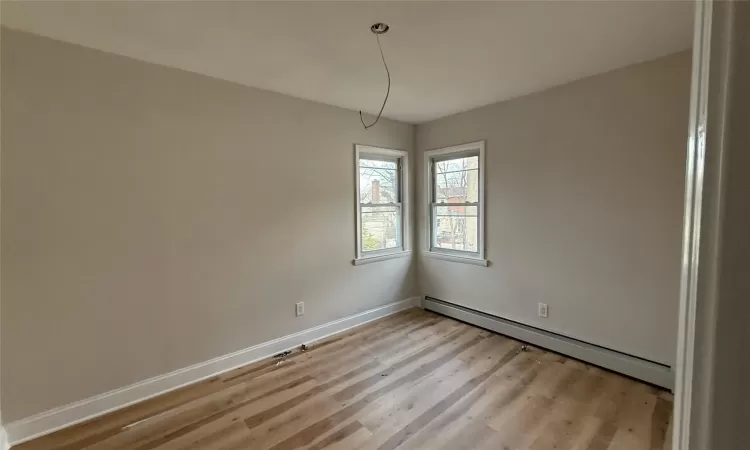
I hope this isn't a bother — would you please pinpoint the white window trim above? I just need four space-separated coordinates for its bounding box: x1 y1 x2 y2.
352 251 412 266
424 141 487 266
353 145 410 265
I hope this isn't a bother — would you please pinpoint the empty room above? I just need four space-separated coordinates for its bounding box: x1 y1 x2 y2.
3 0 739 449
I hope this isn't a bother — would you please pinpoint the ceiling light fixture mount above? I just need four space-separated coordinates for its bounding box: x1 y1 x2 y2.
360 23 391 129
370 22 390 35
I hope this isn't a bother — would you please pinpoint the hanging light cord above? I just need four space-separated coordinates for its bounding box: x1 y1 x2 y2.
360 33 391 129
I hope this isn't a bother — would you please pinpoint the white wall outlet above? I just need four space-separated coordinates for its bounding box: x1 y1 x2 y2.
538 303 549 318
296 302 305 317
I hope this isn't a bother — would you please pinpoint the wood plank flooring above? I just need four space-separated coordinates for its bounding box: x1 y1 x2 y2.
14 309 674 450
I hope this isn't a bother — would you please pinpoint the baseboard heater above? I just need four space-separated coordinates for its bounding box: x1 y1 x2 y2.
422 297 673 390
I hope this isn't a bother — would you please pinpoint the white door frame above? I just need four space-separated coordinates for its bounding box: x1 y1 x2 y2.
673 0 736 448
672 0 712 447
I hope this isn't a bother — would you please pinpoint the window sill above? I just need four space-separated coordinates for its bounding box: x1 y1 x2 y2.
421 251 489 267
353 251 412 266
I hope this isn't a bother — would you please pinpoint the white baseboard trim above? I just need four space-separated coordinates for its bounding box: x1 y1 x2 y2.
0 427 9 450
423 297 674 390
5 296 421 446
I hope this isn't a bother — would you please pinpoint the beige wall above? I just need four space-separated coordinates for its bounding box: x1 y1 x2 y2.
0 29 416 421
416 51 691 367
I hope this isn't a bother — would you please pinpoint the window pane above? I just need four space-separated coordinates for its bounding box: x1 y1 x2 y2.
434 206 478 252
434 156 479 203
360 158 398 204
360 159 397 170
362 206 401 251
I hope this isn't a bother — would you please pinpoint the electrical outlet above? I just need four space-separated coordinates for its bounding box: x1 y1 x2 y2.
538 303 549 318
296 302 305 317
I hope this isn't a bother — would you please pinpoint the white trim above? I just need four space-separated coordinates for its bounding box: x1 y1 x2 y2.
424 141 486 261
352 250 411 265
354 145 410 260
421 251 488 267
423 298 673 390
4 297 422 446
673 1 720 449
0 428 9 450
423 141 484 158
355 145 406 159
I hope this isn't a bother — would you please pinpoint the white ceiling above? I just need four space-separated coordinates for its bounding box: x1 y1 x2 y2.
1 1 694 123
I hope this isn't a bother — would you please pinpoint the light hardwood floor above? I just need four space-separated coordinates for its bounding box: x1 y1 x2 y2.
15 308 673 450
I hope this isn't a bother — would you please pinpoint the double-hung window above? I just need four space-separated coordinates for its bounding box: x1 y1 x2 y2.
425 141 487 265
354 145 410 264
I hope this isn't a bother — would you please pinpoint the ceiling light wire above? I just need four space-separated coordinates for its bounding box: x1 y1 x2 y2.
359 32 391 129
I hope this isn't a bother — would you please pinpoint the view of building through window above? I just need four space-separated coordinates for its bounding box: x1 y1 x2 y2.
433 155 479 252
359 158 401 252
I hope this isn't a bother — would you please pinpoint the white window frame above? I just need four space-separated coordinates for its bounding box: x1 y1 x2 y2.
424 141 487 266
353 145 410 265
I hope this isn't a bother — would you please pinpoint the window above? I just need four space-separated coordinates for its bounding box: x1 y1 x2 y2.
354 145 410 264
425 141 486 265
